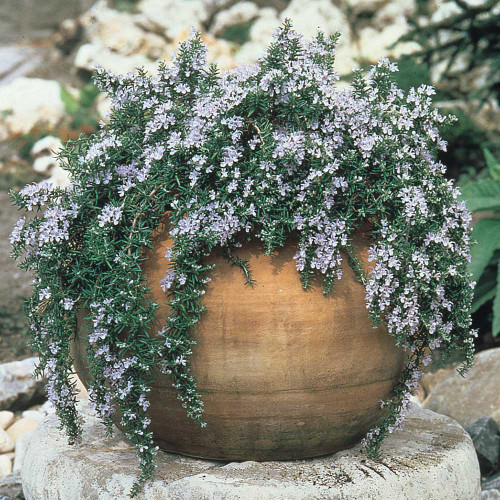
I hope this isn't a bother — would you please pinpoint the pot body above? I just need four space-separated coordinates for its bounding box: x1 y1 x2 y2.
73 217 406 461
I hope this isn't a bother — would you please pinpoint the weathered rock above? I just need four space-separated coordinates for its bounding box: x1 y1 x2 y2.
248 7 278 44
81 1 167 59
466 417 500 472
357 18 419 63
279 0 351 46
0 428 15 454
483 489 500 500
484 473 500 492
0 78 65 140
0 358 46 412
30 135 62 159
13 432 33 472
0 412 14 431
21 401 480 500
431 1 462 23
211 1 259 35
46 165 71 188
0 471 24 500
137 0 209 41
0 454 12 481
19 411 44 423
40 401 55 416
6 419 39 446
423 348 500 428
420 362 460 398
374 0 417 24
345 0 386 13
74 43 157 75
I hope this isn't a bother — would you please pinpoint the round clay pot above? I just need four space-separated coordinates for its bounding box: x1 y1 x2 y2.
72 215 406 461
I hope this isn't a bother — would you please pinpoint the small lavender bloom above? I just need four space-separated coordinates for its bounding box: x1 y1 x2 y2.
62 298 75 311
98 204 123 227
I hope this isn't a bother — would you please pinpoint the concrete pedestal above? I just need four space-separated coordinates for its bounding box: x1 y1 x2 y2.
21 400 481 500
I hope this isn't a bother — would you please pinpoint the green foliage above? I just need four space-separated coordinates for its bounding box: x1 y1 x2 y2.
219 19 255 45
60 83 100 130
111 0 139 12
461 149 500 335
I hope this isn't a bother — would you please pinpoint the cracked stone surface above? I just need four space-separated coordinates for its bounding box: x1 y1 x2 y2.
21 400 481 500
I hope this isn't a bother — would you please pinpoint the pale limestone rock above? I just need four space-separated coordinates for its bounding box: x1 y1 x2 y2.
137 0 209 41
234 42 265 65
0 357 46 412
431 1 462 23
30 135 62 157
96 93 113 119
357 17 414 63
423 347 500 428
32 156 58 174
0 455 12 481
203 35 235 70
21 411 45 422
74 43 158 75
13 431 33 472
375 0 417 22
22 402 480 500
46 165 71 188
344 0 385 12
248 7 279 44
211 1 259 35
0 78 65 140
40 401 56 416
0 412 14 431
0 428 14 454
82 1 167 59
334 45 360 76
6 418 39 446
279 0 351 46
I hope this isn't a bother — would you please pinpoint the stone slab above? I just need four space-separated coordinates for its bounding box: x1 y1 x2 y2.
22 400 481 500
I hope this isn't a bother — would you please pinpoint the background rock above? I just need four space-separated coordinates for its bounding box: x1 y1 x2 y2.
0 358 46 412
423 348 500 428
0 413 14 431
484 473 500 492
13 432 33 472
279 0 351 44
0 428 14 454
211 1 259 35
0 455 12 481
0 78 65 140
6 419 39 446
0 471 24 500
483 490 500 500
137 0 209 42
74 43 157 75
466 417 500 473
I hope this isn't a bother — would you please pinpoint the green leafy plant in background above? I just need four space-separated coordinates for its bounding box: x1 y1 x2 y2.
461 149 500 336
60 82 101 131
219 19 255 45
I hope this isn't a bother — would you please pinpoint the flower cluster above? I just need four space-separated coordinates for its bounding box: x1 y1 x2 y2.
10 22 476 496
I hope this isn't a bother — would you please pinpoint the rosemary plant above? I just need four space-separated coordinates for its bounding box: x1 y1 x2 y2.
10 22 477 496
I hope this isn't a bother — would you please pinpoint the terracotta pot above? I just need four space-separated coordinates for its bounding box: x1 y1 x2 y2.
72 215 406 461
